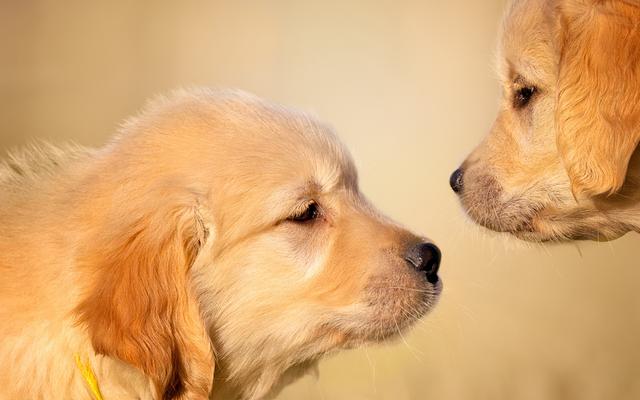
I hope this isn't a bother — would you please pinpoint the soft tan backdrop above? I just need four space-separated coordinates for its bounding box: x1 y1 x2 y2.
1 1 638 399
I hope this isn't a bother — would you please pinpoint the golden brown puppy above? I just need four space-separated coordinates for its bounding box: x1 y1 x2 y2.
451 0 640 241
0 89 441 400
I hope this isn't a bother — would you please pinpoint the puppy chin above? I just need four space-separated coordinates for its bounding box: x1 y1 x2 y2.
464 203 593 242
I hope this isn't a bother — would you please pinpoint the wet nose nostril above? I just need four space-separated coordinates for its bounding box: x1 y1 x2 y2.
450 168 464 193
406 242 441 284
420 243 441 283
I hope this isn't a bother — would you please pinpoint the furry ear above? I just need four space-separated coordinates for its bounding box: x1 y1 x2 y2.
556 0 640 196
76 190 214 399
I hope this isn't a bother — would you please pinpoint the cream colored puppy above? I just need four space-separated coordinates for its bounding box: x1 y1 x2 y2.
0 89 441 400
451 0 640 241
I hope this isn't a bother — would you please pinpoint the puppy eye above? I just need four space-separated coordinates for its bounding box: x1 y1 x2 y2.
513 86 536 109
289 202 320 223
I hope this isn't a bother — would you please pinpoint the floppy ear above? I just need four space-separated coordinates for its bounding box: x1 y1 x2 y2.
76 190 214 399
556 0 640 196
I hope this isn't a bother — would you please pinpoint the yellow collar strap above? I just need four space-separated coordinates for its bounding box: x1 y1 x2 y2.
74 354 104 400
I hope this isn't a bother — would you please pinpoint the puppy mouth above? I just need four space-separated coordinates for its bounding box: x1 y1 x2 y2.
460 175 629 242
466 199 564 242
359 278 442 342
474 202 626 242
460 178 542 235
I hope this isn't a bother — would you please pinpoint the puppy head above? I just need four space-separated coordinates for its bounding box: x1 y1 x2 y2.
452 0 640 241
76 89 441 399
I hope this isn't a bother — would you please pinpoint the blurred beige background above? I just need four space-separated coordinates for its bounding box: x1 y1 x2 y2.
1 0 639 399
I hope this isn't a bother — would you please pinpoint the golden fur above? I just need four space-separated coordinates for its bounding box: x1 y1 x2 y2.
454 0 640 241
0 89 441 399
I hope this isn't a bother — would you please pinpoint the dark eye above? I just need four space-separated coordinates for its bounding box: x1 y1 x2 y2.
513 86 536 109
289 202 320 223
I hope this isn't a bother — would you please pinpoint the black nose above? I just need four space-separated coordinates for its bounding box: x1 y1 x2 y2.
405 242 441 284
449 168 464 193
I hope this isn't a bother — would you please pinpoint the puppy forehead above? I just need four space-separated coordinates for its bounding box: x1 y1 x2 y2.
498 0 557 84
124 88 358 198
244 115 359 219
228 96 358 191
